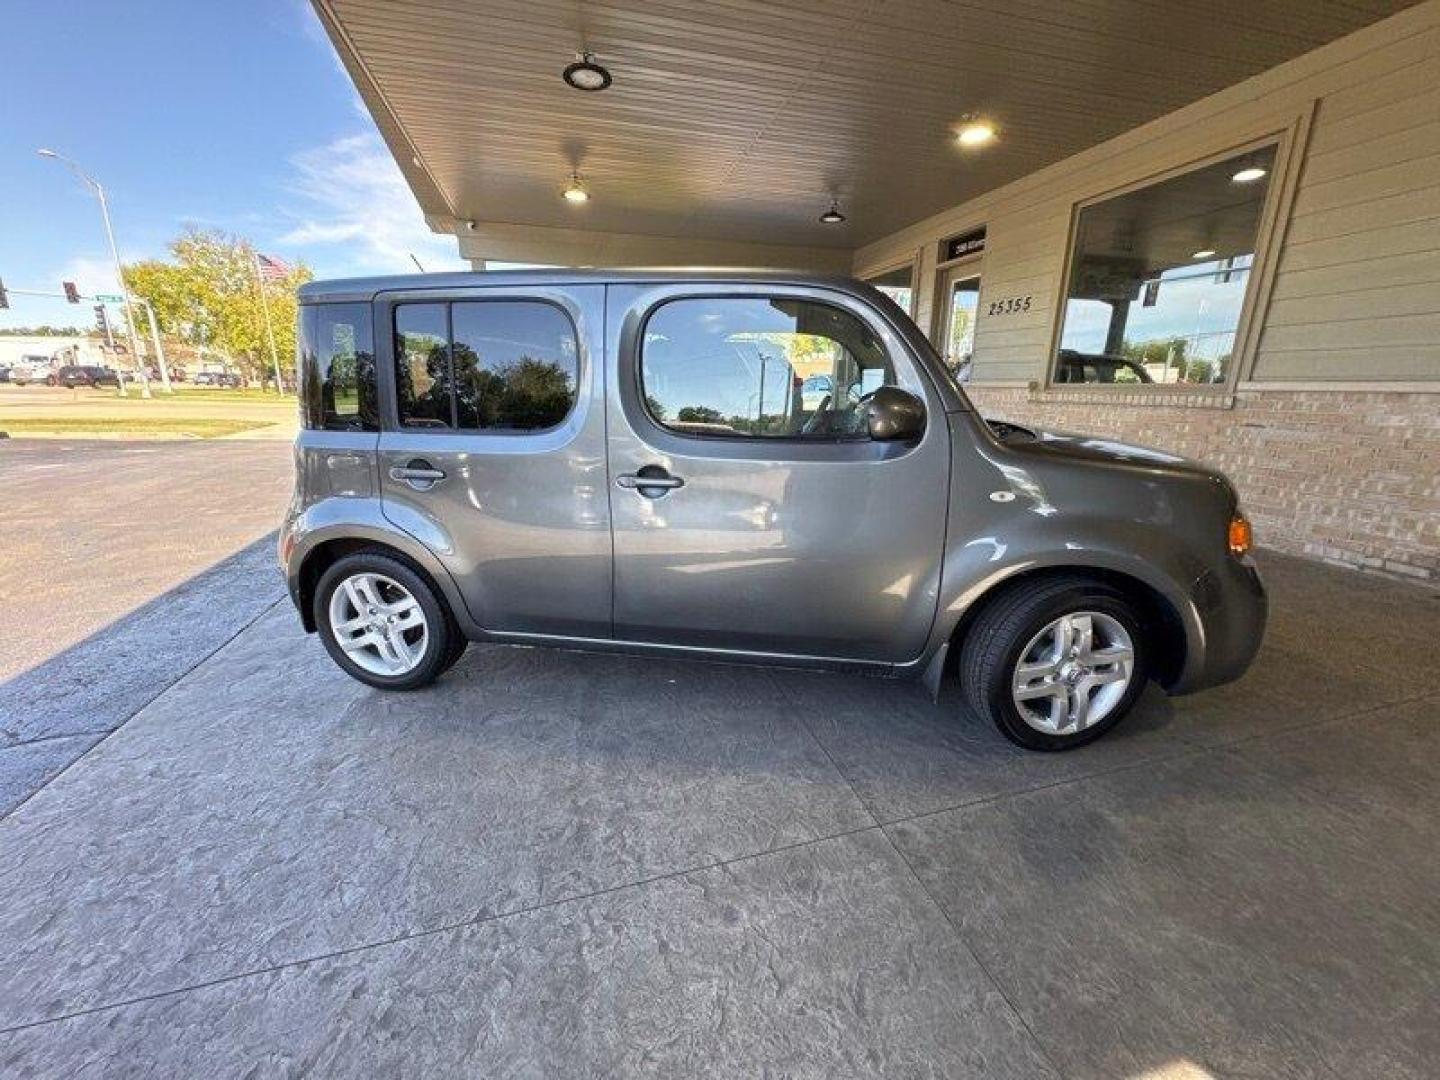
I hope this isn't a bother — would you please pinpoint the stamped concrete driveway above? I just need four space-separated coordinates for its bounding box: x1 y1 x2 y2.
0 550 1436 1077
0 438 292 816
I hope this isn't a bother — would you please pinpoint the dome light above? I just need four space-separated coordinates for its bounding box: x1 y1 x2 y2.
1191 249 1217 260
1231 166 1268 184
819 200 846 224
562 53 612 92
956 120 997 148
562 175 590 203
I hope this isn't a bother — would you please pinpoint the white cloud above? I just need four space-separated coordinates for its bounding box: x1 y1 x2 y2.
273 133 468 276
53 254 124 297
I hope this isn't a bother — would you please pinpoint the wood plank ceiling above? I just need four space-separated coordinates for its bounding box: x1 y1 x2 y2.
316 0 1415 250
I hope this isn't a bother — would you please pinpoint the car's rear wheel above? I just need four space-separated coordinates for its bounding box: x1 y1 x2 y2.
960 577 1147 751
315 552 455 690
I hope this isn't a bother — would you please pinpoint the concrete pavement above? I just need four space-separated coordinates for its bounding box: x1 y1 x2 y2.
0 438 293 681
1 547 1436 1077
0 438 293 813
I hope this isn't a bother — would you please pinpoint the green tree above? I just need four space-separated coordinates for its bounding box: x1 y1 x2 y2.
123 228 312 384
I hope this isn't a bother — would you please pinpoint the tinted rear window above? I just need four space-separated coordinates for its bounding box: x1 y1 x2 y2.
393 300 578 432
299 303 378 431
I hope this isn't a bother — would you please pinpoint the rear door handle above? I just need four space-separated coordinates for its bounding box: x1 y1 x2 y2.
389 461 447 489
616 468 685 496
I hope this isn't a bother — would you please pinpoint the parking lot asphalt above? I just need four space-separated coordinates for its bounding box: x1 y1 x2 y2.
0 438 293 681
1 540 1436 1077
0 438 293 813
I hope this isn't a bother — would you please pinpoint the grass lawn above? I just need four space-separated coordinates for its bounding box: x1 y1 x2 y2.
0 417 273 439
167 387 295 403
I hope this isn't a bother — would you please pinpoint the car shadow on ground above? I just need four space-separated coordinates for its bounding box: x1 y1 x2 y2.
0 533 285 816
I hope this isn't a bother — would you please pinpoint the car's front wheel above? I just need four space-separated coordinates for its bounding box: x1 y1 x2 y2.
314 552 456 690
960 577 1147 751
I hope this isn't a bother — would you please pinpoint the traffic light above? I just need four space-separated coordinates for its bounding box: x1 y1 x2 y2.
63 280 80 303
95 304 115 348
0 278 8 309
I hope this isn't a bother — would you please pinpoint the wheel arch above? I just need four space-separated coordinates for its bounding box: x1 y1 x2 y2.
942 563 1192 690
293 530 465 636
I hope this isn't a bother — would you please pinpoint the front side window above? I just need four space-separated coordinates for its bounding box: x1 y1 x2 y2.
1054 144 1278 386
393 300 578 432
641 297 896 439
299 303 377 431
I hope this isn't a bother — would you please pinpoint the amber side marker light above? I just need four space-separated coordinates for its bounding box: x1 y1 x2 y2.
1228 515 1254 557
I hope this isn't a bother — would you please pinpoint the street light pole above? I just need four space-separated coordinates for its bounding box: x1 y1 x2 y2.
38 148 151 399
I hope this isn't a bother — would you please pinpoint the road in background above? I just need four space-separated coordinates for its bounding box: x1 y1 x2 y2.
1 438 295 680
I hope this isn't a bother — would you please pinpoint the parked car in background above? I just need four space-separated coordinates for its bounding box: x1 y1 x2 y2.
9 354 55 386
193 370 243 388
11 362 54 386
280 270 1267 752
1053 349 1154 385
53 365 119 388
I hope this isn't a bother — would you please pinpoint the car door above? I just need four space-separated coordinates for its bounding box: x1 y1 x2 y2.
604 283 950 664
375 284 611 639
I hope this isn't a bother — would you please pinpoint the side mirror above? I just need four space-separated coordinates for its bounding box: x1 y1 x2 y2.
865 386 926 442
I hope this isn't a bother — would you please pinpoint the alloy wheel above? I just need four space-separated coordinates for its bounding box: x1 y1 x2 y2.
327 572 429 677
1011 611 1135 735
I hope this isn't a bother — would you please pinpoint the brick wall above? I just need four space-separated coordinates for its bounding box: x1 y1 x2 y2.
965 386 1440 584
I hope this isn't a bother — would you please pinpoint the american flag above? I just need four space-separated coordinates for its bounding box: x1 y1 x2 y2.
255 253 291 282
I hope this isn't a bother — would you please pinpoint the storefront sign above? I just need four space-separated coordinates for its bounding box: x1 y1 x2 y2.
942 228 986 261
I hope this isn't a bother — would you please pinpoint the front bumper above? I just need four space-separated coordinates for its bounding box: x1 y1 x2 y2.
1174 555 1268 694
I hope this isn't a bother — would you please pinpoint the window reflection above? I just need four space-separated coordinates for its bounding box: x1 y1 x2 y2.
452 302 577 431
1055 145 1277 386
395 303 452 428
393 301 578 432
642 297 896 439
299 303 377 432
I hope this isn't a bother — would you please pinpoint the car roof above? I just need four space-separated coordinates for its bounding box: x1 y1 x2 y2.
298 269 880 305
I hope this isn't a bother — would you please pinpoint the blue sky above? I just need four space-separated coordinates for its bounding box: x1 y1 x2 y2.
0 0 468 330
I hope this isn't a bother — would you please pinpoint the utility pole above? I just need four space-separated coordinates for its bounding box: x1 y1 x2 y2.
37 149 151 398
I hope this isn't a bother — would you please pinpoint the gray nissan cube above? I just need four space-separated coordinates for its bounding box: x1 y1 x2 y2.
280 271 1265 750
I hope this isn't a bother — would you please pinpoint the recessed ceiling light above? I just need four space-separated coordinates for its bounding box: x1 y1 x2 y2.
563 52 612 91
1231 166 1268 184
819 200 846 224
562 175 590 203
956 120 997 148
1192 249 1217 260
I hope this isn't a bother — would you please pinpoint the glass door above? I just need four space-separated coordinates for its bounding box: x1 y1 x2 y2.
939 268 981 382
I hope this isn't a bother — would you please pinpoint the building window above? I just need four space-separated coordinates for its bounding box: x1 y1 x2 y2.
865 264 915 315
393 300 578 431
1053 144 1278 386
640 296 896 439
298 303 378 431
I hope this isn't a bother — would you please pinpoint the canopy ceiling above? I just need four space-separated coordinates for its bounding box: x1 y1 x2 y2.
314 0 1413 259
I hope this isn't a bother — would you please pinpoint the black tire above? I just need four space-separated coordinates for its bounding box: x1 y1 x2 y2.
314 551 455 690
439 617 469 673
959 576 1148 751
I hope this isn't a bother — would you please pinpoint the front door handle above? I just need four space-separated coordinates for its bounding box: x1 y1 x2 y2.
616 467 685 497
389 460 447 490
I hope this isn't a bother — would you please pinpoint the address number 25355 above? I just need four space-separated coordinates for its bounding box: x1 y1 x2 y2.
986 296 1032 316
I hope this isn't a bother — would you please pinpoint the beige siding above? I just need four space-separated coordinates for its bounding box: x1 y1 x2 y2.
854 0 1440 385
